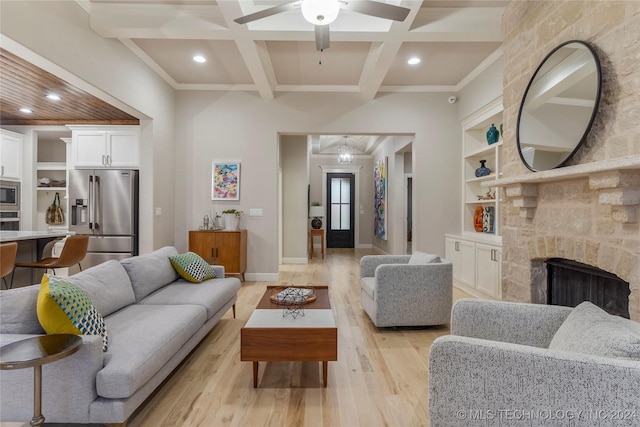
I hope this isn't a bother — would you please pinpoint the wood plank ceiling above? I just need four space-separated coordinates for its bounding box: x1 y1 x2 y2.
0 48 139 126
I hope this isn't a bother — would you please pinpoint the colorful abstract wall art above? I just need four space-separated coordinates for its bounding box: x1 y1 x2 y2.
374 157 387 240
212 161 240 200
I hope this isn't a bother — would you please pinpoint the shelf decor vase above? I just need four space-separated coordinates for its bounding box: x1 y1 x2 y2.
483 206 495 233
486 124 499 145
475 160 491 177
473 206 484 232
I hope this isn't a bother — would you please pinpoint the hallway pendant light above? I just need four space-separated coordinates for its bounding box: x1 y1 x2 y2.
337 135 354 164
301 0 340 25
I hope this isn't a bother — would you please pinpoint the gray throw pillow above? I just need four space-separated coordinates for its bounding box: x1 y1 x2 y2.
408 251 440 265
549 301 640 360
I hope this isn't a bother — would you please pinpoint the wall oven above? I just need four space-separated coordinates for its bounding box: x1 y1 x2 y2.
0 211 20 231
0 180 20 211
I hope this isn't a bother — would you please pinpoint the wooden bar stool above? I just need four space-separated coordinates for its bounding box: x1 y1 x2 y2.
1 242 18 289
13 235 89 284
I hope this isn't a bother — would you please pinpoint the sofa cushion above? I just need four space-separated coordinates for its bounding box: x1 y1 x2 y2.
168 252 217 283
408 251 440 265
140 277 240 319
549 301 640 360
361 277 376 300
0 285 44 334
120 246 180 302
97 304 206 399
66 260 135 317
37 275 109 351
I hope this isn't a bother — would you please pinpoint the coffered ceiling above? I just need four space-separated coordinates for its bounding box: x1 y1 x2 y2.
85 0 505 99
0 0 506 152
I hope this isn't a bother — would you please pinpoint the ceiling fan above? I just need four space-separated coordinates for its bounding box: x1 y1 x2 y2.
234 0 411 51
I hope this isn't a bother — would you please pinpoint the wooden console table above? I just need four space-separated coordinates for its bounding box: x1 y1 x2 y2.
188 229 247 281
309 229 325 259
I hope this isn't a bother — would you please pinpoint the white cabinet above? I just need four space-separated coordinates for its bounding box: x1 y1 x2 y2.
445 234 502 300
446 97 503 300
475 243 502 298
445 237 475 288
0 129 23 180
70 126 139 168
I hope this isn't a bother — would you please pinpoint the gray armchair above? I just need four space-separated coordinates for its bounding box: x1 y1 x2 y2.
429 299 640 426
360 251 452 327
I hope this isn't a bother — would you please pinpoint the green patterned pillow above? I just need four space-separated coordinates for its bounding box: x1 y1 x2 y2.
169 252 217 283
37 275 109 352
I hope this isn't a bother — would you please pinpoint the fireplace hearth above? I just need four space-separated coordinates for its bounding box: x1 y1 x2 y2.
546 258 631 318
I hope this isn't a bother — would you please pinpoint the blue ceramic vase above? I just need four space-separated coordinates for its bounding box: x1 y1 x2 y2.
486 124 499 145
475 160 491 177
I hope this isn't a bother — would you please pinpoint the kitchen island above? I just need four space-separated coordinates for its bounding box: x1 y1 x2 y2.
1 230 72 288
0 230 71 243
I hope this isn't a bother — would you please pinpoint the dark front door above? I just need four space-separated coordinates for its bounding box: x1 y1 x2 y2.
326 173 355 248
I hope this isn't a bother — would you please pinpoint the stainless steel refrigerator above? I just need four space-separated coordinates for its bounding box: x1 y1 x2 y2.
69 169 138 269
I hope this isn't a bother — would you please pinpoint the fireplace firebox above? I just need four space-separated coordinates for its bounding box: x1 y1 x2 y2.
546 258 630 318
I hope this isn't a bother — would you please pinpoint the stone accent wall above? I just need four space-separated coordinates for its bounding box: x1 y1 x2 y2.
500 1 640 320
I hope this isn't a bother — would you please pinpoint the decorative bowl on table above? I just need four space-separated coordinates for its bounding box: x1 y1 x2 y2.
269 286 316 305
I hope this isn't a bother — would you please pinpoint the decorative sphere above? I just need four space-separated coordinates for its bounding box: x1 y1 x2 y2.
311 218 322 229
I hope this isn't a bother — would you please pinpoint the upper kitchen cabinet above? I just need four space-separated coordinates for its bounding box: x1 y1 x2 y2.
68 125 139 168
0 129 23 180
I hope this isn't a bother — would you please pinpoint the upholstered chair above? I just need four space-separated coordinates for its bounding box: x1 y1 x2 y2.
429 299 640 426
359 251 453 327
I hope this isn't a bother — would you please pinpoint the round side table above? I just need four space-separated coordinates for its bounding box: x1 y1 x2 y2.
0 334 82 427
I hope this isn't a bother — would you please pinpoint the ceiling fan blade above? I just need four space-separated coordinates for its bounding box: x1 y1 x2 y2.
341 0 410 22
234 1 300 25
315 25 330 51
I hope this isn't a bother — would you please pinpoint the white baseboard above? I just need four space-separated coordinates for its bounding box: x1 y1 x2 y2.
281 257 308 264
244 272 279 282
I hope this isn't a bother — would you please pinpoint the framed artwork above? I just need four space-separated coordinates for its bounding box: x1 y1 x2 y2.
211 161 240 200
374 156 387 240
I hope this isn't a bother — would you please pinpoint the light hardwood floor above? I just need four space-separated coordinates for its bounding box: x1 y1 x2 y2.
6 249 471 427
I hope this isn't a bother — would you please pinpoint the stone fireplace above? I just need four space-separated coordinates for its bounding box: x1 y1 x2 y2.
494 1 640 321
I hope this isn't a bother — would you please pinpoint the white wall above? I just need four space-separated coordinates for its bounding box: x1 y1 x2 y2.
175 91 461 276
280 135 309 262
0 0 176 252
458 57 504 122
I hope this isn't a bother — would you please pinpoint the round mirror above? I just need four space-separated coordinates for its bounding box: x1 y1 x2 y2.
517 40 602 171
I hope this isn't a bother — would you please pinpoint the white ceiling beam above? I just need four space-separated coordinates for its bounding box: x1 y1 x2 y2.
358 1 422 100
214 0 276 99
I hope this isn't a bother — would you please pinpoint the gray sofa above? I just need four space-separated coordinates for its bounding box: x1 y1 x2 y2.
429 299 640 426
0 246 241 426
360 251 452 327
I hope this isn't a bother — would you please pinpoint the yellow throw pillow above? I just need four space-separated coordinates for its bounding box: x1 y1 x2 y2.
169 252 218 283
37 274 109 352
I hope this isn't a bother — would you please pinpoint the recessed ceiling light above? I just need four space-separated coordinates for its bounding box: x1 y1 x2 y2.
19 107 33 114
193 55 207 63
408 57 421 65
46 93 62 101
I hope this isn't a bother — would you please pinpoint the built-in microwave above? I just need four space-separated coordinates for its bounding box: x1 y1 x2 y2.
0 180 20 211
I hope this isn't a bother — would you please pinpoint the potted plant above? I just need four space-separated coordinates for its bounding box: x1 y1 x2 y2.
222 209 243 230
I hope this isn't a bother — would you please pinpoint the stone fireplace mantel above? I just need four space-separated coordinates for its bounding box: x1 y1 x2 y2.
483 156 640 223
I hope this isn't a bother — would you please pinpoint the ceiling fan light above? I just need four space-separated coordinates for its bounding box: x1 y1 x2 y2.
301 0 340 26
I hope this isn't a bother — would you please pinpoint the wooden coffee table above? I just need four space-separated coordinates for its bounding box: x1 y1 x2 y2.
241 285 337 388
